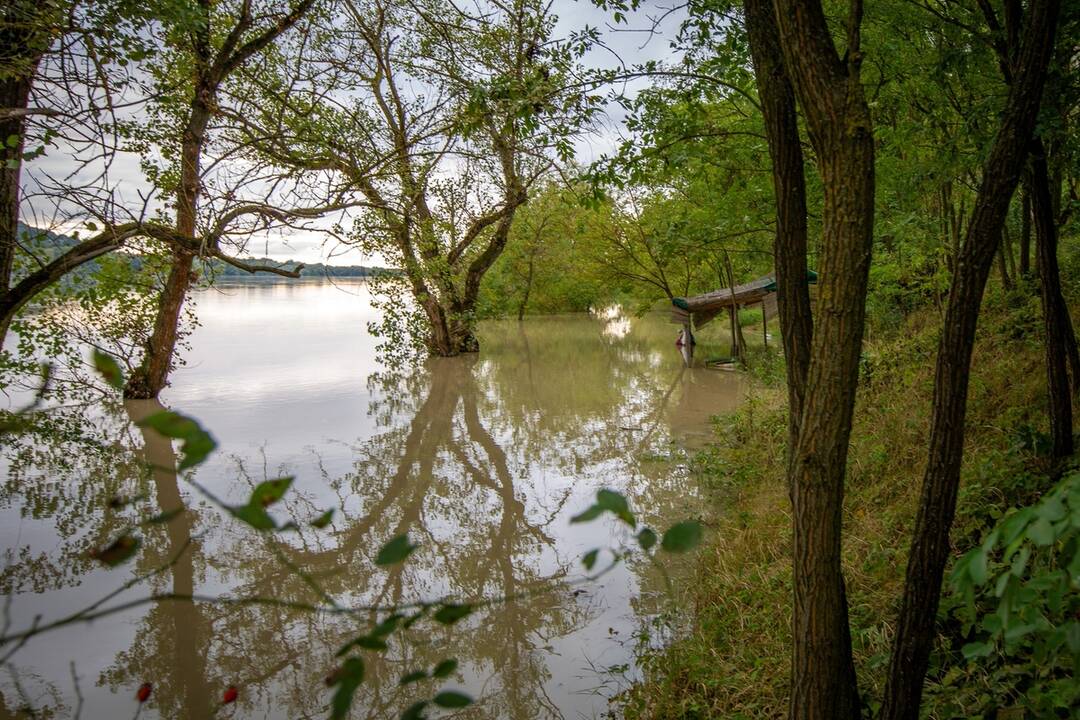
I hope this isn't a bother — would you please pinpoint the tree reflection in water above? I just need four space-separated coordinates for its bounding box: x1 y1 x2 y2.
0 309 744 719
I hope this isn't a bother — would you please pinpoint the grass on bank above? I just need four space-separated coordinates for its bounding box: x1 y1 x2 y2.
622 283 1072 719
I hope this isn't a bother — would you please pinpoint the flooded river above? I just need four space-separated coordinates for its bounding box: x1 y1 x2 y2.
0 278 743 719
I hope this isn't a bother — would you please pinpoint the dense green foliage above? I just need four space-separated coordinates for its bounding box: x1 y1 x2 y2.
623 290 1080 718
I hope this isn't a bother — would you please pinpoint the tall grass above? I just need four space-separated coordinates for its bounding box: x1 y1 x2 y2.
623 286 1060 718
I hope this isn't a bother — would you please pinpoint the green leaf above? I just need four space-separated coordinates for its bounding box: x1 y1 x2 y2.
229 503 276 531
89 534 141 567
661 521 703 553
135 411 217 470
1038 496 1067 522
596 489 636 527
401 700 428 720
432 659 458 679
311 509 334 528
5 134 19 148
1010 546 1031 577
582 549 599 570
1003 623 1037 643
433 604 473 625
329 657 365 720
352 636 388 651
1065 622 1080 654
969 549 988 585
432 691 473 708
1001 508 1034 545
376 534 417 566
994 572 1011 598
225 478 295 531
91 349 124 389
570 504 603 523
371 615 402 638
403 609 427 629
1027 517 1055 546
399 670 427 685
961 641 993 659
250 477 293 507
637 528 657 551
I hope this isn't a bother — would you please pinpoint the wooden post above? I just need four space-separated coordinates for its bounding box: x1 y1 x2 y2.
681 322 694 367
762 299 768 348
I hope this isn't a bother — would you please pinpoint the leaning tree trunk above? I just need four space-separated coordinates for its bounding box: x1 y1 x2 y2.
1028 139 1073 458
125 99 209 399
772 0 875 716
124 251 196 398
881 1 1060 716
0 75 33 301
0 0 49 310
743 0 812 468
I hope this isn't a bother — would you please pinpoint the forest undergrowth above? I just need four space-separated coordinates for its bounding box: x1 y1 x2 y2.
624 281 1078 719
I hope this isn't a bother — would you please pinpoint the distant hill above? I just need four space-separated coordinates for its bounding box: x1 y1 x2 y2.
15 223 392 279
208 257 389 278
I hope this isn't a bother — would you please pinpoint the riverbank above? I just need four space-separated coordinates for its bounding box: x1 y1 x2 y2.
623 285 1065 718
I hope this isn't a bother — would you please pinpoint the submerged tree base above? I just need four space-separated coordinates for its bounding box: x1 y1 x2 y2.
427 332 480 357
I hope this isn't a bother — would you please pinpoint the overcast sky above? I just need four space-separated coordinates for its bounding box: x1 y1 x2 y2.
22 0 686 266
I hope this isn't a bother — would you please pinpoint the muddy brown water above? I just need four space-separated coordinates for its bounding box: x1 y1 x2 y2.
0 278 744 719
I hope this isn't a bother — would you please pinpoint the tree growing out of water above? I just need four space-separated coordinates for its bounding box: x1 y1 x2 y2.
120 0 321 399
0 0 358 395
233 0 598 357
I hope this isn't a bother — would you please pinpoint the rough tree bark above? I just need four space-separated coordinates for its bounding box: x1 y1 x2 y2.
123 95 207 399
0 74 34 299
0 0 51 346
743 0 812 465
124 0 314 397
771 0 875 716
881 0 1061 715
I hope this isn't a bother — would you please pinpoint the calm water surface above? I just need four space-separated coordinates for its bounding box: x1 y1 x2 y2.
0 278 743 719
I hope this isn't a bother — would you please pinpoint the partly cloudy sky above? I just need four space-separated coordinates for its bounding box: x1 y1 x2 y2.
22 0 685 266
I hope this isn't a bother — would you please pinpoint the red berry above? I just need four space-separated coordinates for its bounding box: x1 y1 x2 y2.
136 683 152 703
222 686 238 704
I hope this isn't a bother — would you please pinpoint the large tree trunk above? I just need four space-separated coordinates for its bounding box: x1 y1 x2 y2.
124 251 196 398
0 0 46 348
0 75 33 298
125 98 210 398
1029 139 1073 458
771 0 874 716
881 1 1060 716
743 0 812 467
421 296 479 356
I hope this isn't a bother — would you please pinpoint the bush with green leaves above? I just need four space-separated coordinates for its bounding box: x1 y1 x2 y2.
947 470 1080 715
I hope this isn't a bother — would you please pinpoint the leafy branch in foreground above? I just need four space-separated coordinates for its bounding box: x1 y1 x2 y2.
2 351 705 719
572 487 705 572
948 471 1080 710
